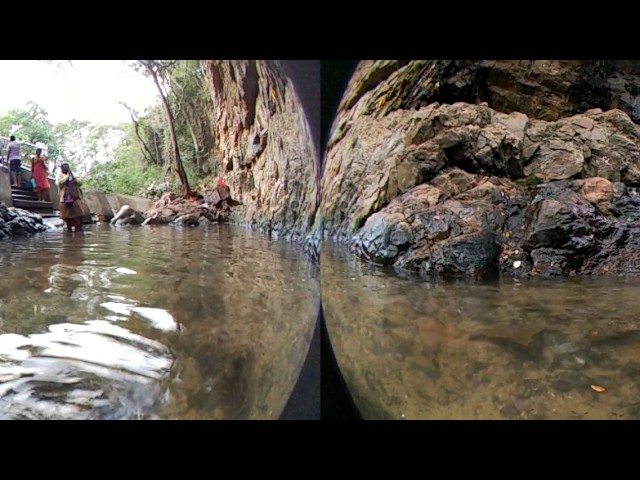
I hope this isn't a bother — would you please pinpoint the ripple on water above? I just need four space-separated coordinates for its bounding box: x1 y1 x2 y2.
0 224 319 419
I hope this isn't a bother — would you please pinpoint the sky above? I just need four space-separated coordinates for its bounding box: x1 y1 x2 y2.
0 60 159 126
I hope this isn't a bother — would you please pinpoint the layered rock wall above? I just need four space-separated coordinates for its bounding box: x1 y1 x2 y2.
317 60 640 277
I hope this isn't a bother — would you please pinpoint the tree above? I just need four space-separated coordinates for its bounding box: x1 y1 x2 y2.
136 60 194 198
119 102 156 165
165 60 214 175
0 102 63 163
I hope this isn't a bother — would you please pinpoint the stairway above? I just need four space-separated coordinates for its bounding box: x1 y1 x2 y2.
11 185 57 218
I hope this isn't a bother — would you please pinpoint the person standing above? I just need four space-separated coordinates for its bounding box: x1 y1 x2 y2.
57 163 83 232
31 148 50 201
6 135 22 187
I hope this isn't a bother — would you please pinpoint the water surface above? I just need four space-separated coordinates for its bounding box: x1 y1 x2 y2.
0 224 319 419
322 243 640 420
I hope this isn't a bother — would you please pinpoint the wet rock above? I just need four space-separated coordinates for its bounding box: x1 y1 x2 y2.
171 213 201 227
500 403 521 419
591 330 640 347
472 323 546 349
0 204 47 239
319 61 640 278
621 362 640 379
350 164 640 278
110 205 144 226
389 222 412 247
551 372 591 393
352 169 516 278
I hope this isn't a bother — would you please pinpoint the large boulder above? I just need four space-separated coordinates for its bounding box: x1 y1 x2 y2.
0 203 48 239
110 205 144 226
352 169 514 278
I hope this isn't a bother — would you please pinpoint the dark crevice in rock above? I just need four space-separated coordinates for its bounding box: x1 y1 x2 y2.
242 61 259 129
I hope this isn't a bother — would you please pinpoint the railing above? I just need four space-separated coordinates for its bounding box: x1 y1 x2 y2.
17 164 57 181
0 137 47 153
0 137 53 176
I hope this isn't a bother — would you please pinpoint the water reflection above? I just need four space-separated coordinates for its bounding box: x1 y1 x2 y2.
0 225 319 419
322 243 640 420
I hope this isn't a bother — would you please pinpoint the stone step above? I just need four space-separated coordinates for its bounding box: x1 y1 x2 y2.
12 193 38 201
13 199 53 211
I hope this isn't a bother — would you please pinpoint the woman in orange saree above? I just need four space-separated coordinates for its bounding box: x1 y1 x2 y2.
31 148 50 201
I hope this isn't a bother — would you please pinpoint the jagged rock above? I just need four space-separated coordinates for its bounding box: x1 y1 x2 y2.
350 168 640 278
141 215 162 226
202 61 318 239
144 193 233 226
318 102 640 241
352 169 515 278
334 60 640 124
574 177 614 209
0 204 48 239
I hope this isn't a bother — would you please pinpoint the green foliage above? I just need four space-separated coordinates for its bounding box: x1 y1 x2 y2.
0 101 62 161
516 174 543 187
120 60 216 185
1 60 217 197
82 123 166 196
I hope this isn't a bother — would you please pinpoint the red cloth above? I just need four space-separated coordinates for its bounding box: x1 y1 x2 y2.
32 158 50 192
217 178 225 187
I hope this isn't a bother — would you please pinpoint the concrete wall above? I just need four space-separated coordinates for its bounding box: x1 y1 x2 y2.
83 191 115 221
0 166 13 207
50 181 59 206
106 194 153 214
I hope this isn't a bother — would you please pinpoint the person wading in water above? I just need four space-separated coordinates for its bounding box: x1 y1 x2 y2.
57 163 84 232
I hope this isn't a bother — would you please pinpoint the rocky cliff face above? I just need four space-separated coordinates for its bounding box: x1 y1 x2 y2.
202 61 318 241
329 60 640 129
317 60 640 277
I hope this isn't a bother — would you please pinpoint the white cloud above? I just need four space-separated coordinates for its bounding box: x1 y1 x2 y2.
0 60 159 125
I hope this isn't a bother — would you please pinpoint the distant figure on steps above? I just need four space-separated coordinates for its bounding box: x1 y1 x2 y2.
6 135 22 187
31 148 50 201
57 163 83 232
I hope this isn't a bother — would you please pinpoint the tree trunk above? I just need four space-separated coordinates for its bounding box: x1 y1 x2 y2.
141 61 193 198
125 107 155 164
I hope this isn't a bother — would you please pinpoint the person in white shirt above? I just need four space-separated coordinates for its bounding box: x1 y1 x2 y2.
6 135 22 187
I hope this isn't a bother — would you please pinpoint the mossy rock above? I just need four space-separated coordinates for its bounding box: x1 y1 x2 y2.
515 174 542 187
